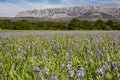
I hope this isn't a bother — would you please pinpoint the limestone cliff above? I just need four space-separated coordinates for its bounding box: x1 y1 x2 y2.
16 6 120 21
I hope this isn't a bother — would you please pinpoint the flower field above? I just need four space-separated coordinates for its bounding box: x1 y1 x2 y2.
0 31 120 80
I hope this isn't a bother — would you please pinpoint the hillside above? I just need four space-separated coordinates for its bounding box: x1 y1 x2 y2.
16 6 120 21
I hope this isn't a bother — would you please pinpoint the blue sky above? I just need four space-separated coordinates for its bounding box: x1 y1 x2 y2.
0 0 120 17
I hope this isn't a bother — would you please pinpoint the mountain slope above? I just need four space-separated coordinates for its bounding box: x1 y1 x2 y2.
15 6 120 21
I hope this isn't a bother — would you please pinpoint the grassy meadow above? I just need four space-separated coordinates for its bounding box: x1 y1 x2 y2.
0 31 120 80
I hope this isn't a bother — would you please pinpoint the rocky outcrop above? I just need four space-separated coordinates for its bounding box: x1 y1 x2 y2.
16 6 120 21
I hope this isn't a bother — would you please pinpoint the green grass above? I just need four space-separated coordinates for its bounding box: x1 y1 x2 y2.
0 31 120 80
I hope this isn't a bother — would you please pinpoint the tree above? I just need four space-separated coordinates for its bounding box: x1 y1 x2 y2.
103 25 112 30
68 18 81 30
91 19 110 30
106 20 113 29
2 19 12 29
113 23 120 30
81 20 92 30
13 20 34 30
0 20 4 29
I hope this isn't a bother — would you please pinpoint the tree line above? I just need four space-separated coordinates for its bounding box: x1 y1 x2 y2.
0 18 120 30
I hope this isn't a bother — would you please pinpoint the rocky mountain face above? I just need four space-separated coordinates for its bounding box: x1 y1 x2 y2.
16 6 120 21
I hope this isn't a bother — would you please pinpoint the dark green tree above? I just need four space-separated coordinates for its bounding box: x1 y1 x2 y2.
113 23 120 30
13 20 34 30
91 19 109 30
0 20 4 29
106 20 113 29
81 20 92 30
2 19 12 29
68 18 81 30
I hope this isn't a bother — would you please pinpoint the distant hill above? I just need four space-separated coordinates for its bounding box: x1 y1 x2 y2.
15 6 120 21
1 6 120 22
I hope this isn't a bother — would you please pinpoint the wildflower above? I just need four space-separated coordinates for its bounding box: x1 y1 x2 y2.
61 64 65 68
35 67 40 72
34 67 40 77
68 49 72 59
16 45 21 51
98 68 104 74
42 56 48 62
23 50 26 54
70 71 74 78
17 47 21 51
34 67 40 78
78 68 84 78
90 51 93 56
96 50 102 59
87 46 91 51
30 56 38 61
105 58 110 62
51 76 57 80
43 50 47 55
44 68 49 75
95 39 100 44
112 62 118 71
37 72 40 77
103 65 110 70
66 52 69 59
66 49 72 59
96 50 102 55
67 61 72 70
0 62 2 66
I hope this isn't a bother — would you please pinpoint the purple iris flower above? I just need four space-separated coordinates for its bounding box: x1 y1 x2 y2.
34 67 40 77
51 76 57 80
105 58 110 62
67 62 72 70
66 49 72 59
0 62 2 66
98 68 104 74
35 67 40 72
42 56 48 62
95 39 100 44
103 65 110 70
96 50 102 59
23 50 26 54
44 68 49 75
61 64 65 67
96 50 102 55
90 51 94 56
43 50 47 55
112 62 118 71
70 71 74 78
37 72 40 77
44 78 46 80
77 68 84 78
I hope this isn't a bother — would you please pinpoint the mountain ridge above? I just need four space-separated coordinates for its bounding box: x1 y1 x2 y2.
16 6 120 21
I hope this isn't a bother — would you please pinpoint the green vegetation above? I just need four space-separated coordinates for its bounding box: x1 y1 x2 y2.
0 18 120 30
0 31 120 79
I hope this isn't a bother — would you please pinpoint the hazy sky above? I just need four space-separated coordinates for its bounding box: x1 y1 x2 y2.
0 0 120 17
